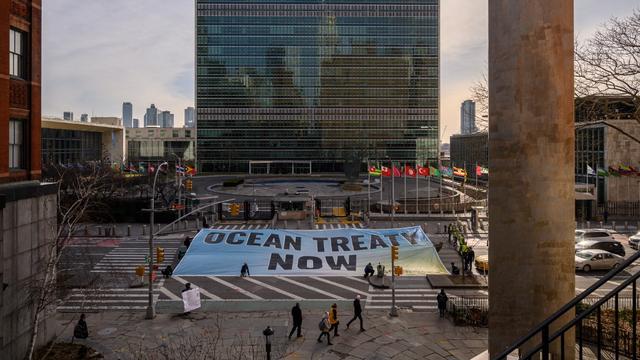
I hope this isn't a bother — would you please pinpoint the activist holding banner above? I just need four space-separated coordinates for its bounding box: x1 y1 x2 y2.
173 226 448 276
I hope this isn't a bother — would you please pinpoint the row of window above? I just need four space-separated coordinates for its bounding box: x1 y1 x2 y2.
198 10 438 17
198 25 438 36
198 17 438 26
197 107 439 114
197 3 438 11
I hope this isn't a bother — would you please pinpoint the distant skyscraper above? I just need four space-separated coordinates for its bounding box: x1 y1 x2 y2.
184 107 195 128
133 118 139 128
122 102 133 128
144 104 159 127
159 111 174 128
80 114 88 122
63 111 73 121
460 100 476 135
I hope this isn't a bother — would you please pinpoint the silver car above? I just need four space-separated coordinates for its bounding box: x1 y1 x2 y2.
575 229 616 243
629 232 640 250
575 249 623 272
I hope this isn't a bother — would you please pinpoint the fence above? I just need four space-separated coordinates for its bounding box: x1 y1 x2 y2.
599 201 640 218
447 295 489 327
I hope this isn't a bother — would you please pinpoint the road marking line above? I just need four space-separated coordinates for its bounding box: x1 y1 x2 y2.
243 277 301 300
366 299 436 303
276 276 345 299
357 223 363 228
311 276 368 297
315 224 319 229
368 294 437 298
370 289 439 293
345 276 370 285
172 276 222 300
322 224 327 230
71 288 150 292
412 306 438 310
159 287 181 301
208 276 263 299
57 306 147 310
248 225 255 230
64 299 151 303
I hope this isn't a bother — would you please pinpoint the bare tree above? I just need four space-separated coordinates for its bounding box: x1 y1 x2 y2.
25 162 119 360
469 73 489 132
575 9 640 126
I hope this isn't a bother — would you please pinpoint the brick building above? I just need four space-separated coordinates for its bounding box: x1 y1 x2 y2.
1 2 58 359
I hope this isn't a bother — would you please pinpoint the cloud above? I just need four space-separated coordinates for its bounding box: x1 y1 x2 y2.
43 0 638 134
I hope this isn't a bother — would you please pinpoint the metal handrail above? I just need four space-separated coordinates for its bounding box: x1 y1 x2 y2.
493 249 640 359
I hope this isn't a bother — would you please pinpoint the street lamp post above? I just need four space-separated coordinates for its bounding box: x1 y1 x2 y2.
263 326 274 360
146 161 168 320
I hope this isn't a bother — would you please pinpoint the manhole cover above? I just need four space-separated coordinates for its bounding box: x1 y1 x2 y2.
97 327 117 336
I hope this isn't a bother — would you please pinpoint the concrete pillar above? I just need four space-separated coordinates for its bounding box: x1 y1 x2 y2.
488 1 574 357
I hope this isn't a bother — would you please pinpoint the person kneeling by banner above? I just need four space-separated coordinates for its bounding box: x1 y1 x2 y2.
364 263 375 278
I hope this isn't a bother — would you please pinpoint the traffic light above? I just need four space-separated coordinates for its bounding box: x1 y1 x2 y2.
156 247 165 263
135 265 145 277
391 245 399 261
185 179 193 191
230 203 241 216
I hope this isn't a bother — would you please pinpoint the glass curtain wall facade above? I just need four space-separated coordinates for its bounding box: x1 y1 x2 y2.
196 0 440 173
41 128 102 165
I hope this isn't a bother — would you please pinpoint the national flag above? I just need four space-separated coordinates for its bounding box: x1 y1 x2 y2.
440 166 453 178
608 166 621 177
417 166 430 177
481 167 489 175
586 165 596 176
148 165 155 174
597 168 609 177
476 165 482 177
176 165 186 175
429 166 441 177
393 166 402 177
139 163 146 174
405 165 416 177
453 167 467 178
381 166 391 177
368 166 381 176
186 165 197 176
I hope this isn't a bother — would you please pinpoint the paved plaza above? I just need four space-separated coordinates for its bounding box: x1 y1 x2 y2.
58 309 488 360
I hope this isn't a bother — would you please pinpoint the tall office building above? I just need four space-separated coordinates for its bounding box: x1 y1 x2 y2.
460 100 476 135
144 104 159 127
133 118 140 128
122 102 133 128
63 111 73 121
184 106 195 128
196 0 440 173
80 113 88 122
159 110 174 128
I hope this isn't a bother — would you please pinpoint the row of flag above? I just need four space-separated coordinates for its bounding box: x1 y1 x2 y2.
113 162 197 176
368 164 489 178
587 165 640 177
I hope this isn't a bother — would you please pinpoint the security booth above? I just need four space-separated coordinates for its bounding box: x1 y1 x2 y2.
275 196 312 220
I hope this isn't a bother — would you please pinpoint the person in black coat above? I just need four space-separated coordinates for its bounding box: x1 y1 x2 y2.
346 295 365 331
288 303 303 339
437 289 448 318
73 314 89 340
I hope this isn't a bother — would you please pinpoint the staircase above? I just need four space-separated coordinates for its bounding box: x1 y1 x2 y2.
494 250 640 359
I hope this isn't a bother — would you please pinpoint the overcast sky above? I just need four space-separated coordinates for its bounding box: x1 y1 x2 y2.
43 1 638 139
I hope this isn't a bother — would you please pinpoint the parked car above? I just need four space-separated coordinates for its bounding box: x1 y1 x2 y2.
575 239 626 257
629 232 640 250
575 229 616 243
575 249 623 272
475 255 489 273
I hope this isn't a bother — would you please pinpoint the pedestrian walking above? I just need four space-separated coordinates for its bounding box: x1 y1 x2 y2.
328 303 340 337
467 248 475 272
603 209 609 224
437 289 448 318
73 314 89 340
317 312 333 345
346 295 365 331
288 303 303 339
240 262 250 277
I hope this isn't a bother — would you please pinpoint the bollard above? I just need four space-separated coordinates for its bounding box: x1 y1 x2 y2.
586 221 590 229
172 223 176 231
463 224 467 234
142 225 147 236
437 223 441 234
599 221 603 228
612 221 616 230
112 225 117 236
157 224 161 233
625 221 628 230
127 225 131 237
185 220 189 229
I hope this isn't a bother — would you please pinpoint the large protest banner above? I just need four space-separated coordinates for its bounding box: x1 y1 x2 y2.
173 226 448 276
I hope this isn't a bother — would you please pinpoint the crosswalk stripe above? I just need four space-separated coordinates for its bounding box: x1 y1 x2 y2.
311 277 368 297
58 306 147 310
159 286 182 301
370 289 438 293
243 277 301 300
412 306 438 310
369 294 437 298
63 299 150 303
366 299 436 303
346 277 370 285
248 225 255 230
172 276 222 300
322 224 327 230
208 276 263 300
277 276 345 299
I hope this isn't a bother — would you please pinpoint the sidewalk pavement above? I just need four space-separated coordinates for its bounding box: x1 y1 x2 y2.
57 309 487 360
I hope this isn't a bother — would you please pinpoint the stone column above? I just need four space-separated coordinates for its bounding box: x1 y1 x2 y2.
488 1 574 357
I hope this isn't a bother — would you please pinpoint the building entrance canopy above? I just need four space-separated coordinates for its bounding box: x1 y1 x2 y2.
173 226 447 276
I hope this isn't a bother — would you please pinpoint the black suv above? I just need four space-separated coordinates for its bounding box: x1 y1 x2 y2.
576 240 626 257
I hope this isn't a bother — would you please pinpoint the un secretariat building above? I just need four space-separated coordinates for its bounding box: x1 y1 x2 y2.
196 0 440 174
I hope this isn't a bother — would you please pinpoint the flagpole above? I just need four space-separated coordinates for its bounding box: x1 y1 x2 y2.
428 171 431 214
475 162 478 188
404 161 407 214
379 160 383 215
367 159 371 215
415 160 419 215
392 160 395 222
